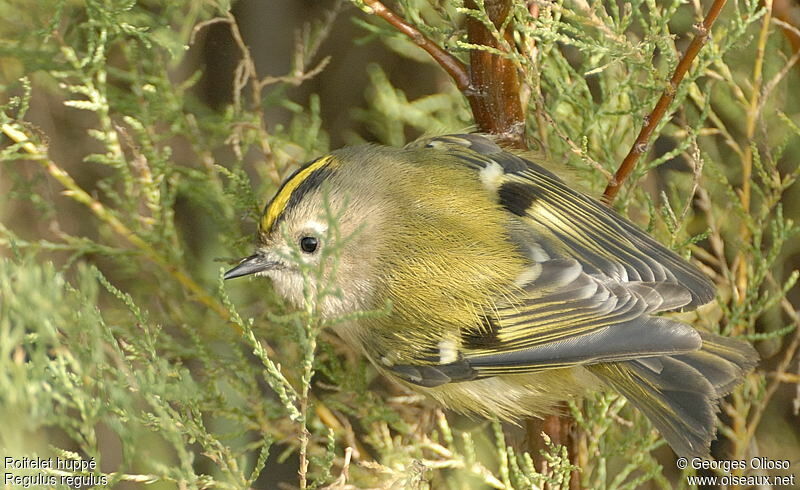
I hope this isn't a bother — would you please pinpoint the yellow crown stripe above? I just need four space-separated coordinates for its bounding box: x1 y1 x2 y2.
261 155 335 232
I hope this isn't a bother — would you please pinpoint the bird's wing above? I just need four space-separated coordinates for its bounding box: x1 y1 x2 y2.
387 134 714 387
459 258 701 377
410 134 714 308
387 258 702 386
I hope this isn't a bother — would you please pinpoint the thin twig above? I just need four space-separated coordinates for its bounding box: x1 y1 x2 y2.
756 18 800 116
739 273 800 455
773 0 800 68
1 122 231 321
602 0 728 203
733 0 772 309
360 0 471 91
522 1 550 156
766 372 800 383
687 86 746 160
568 0 642 59
192 10 337 185
535 97 612 179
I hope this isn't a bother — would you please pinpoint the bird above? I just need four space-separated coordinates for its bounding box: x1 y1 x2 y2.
224 133 758 457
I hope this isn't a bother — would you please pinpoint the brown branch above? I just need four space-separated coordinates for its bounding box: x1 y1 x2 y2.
360 0 471 91
359 0 526 147
463 0 526 147
527 411 583 490
602 0 728 204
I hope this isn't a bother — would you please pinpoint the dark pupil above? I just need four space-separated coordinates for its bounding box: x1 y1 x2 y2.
300 236 318 253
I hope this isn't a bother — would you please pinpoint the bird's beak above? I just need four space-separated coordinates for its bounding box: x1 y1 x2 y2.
224 253 279 280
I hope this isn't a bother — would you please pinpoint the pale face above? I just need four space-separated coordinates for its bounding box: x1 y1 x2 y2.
254 195 332 308
225 178 388 320
249 195 378 320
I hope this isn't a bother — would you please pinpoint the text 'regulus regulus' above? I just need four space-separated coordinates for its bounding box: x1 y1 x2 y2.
224 133 757 457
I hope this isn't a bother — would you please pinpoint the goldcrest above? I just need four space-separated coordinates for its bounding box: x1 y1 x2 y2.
225 133 757 457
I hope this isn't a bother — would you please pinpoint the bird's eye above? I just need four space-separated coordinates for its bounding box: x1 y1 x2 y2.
300 236 319 254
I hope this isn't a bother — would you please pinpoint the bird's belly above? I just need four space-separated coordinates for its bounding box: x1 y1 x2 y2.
412 368 598 421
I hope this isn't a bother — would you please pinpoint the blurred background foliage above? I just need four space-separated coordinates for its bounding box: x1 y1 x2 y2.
0 0 799 488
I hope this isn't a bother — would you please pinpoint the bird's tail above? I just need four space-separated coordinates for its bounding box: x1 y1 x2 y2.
589 332 758 457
